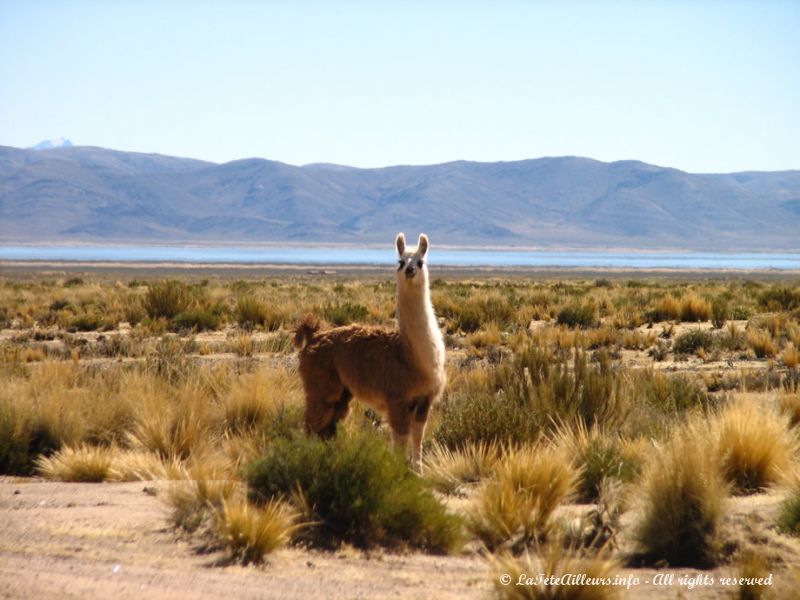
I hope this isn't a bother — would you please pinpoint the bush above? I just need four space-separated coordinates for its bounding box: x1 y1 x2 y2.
36 444 114 482
554 423 642 502
712 396 797 494
712 299 728 329
556 304 596 329
322 302 369 326
647 295 681 322
467 444 578 552
747 328 777 359
214 499 298 564
246 430 463 552
173 308 220 331
634 422 727 567
778 472 800 536
673 328 713 354
142 280 192 320
679 294 712 322
490 544 622 600
758 286 800 311
234 296 274 330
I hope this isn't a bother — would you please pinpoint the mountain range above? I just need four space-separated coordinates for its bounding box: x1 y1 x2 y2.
1 144 798 251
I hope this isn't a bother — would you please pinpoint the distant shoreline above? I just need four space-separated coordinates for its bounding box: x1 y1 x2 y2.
2 260 799 280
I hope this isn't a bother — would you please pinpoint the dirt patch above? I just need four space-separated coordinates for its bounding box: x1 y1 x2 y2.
3 479 799 599
0 478 489 600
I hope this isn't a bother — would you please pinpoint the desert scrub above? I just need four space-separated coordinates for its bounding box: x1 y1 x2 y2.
434 346 628 449
712 395 797 494
423 440 500 495
778 471 800 536
213 498 299 564
553 423 643 502
490 545 622 600
142 280 192 320
633 421 728 567
246 429 463 552
467 444 578 552
679 293 712 322
672 328 714 354
36 444 115 482
556 303 596 329
746 328 777 359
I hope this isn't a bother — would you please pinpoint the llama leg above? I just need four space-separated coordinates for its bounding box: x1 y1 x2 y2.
388 403 411 459
409 396 431 472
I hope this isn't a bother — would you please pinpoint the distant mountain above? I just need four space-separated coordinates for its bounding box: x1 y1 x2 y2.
1 145 798 250
28 138 73 151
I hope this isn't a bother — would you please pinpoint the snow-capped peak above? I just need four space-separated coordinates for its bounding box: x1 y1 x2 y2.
29 138 74 150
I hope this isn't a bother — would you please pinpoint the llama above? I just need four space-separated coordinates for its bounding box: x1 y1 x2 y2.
293 233 446 470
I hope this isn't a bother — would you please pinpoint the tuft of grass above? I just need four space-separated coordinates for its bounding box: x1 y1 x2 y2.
552 423 642 502
679 293 712 322
556 304 596 329
747 328 777 359
778 471 800 536
36 444 114 482
734 549 772 600
648 295 681 322
490 545 622 600
213 498 299 564
633 421 728 567
711 298 728 329
246 429 463 552
423 440 500 495
467 444 578 552
142 280 191 320
781 343 799 369
173 308 220 332
673 328 713 354
712 396 798 494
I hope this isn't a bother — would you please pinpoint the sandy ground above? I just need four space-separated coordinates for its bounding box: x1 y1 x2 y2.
2 478 798 600
0 478 490 600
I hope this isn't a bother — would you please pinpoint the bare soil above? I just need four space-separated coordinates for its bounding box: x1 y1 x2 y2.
3 478 798 599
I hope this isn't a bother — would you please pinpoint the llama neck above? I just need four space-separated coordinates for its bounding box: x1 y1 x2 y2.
396 275 445 375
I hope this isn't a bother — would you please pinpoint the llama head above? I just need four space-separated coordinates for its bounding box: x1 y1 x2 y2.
395 232 429 285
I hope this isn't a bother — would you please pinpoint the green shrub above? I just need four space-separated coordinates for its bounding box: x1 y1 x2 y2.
778 476 800 536
712 299 728 329
246 430 463 552
322 302 369 326
235 296 269 330
556 304 596 329
758 286 800 311
673 328 714 354
142 280 192 320
173 309 220 331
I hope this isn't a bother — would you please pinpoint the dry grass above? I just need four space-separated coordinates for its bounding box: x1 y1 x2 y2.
423 440 500 495
213 498 299 564
490 545 622 600
36 444 115 482
467 444 579 552
633 419 728 567
712 395 798 494
747 328 777 359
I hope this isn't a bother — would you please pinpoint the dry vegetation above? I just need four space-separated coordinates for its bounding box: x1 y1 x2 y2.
2 272 800 595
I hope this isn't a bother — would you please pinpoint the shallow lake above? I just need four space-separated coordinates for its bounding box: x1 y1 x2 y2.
1 246 798 270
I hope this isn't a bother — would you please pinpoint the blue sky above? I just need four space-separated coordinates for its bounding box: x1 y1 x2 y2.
1 1 798 172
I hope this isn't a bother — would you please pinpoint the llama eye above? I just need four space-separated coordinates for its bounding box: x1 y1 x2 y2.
417 259 424 267
397 260 405 270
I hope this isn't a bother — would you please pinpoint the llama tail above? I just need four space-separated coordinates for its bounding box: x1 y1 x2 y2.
293 314 323 350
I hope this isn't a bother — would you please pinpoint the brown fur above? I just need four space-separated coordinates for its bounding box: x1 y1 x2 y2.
293 233 446 470
295 320 440 440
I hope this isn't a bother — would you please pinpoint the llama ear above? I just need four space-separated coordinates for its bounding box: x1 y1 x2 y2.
418 234 429 257
396 233 406 255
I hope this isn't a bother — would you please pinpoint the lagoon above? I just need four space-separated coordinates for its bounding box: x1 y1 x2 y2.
1 246 799 270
